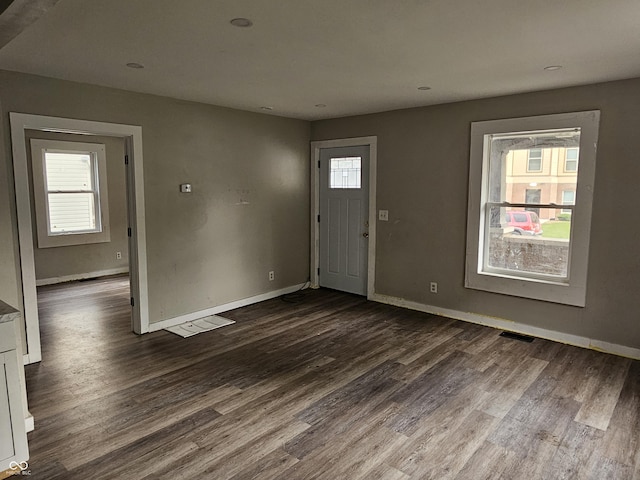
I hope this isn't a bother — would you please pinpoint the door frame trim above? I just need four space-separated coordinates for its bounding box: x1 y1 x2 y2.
310 136 377 299
10 113 149 364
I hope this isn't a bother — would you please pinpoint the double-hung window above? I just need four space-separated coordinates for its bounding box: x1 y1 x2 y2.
527 148 543 172
565 148 579 172
465 111 599 306
31 139 110 248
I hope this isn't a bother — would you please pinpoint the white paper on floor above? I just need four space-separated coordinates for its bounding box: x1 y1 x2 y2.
164 315 235 338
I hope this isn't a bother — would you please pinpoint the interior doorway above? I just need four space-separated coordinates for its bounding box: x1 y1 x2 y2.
10 113 149 364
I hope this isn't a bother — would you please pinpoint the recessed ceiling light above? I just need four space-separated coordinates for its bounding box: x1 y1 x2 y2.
544 65 562 71
260 106 273 111
417 86 431 91
315 104 327 108
126 62 144 69
230 18 253 27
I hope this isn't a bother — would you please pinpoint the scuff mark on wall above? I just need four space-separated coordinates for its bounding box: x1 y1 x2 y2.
233 188 251 205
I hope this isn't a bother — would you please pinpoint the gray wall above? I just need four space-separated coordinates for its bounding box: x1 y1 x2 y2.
3 68 638 351
0 70 310 325
25 130 129 281
311 77 640 350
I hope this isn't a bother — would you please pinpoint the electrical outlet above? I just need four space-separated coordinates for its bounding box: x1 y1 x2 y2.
116 251 122 260
430 282 438 294
268 271 275 281
378 210 389 221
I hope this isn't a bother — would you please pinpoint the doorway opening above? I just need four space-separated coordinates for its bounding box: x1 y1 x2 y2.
10 113 149 365
310 137 377 298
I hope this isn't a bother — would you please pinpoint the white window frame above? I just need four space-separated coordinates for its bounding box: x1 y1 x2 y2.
565 147 579 172
527 148 543 172
31 139 111 248
561 190 575 214
465 111 599 307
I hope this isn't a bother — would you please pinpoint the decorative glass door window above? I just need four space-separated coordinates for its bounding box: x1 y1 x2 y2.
330 157 361 189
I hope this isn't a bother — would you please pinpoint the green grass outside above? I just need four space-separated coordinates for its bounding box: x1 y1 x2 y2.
541 221 571 239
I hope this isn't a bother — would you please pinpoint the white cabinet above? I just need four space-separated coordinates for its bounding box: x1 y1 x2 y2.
0 316 29 472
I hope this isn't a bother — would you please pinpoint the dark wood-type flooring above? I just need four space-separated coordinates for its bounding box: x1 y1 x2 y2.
25 275 640 479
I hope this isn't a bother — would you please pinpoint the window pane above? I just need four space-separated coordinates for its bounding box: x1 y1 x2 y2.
330 157 361 189
468 111 599 306
565 148 579 172
527 148 542 171
485 129 580 280
488 130 580 209
562 190 575 204
48 192 97 233
45 152 93 191
487 207 571 278
562 190 575 214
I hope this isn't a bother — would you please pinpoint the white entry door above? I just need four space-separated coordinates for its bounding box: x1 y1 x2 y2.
319 145 369 295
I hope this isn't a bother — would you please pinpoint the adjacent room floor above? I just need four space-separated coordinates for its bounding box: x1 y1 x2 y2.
26 276 640 479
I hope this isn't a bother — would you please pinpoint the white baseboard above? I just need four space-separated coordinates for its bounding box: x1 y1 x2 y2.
371 293 640 360
36 268 129 286
25 412 34 433
23 352 41 365
149 283 307 332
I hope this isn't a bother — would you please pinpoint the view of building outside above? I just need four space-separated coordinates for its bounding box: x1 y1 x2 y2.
469 113 597 299
485 137 580 279
505 147 578 222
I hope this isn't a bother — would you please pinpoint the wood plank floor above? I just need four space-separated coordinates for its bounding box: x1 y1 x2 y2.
25 275 640 479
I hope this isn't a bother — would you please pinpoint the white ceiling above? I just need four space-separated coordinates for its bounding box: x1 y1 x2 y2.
0 0 639 120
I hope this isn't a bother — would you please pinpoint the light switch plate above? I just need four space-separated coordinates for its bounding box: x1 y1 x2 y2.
180 183 192 193
379 210 389 221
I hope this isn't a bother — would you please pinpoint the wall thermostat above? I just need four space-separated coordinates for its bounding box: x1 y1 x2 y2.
180 183 192 193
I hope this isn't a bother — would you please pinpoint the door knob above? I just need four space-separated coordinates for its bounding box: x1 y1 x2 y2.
363 232 369 238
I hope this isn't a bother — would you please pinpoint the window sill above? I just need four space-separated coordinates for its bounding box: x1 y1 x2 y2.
465 269 586 307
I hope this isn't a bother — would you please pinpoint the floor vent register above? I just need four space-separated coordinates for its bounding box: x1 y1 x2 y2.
165 315 235 338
